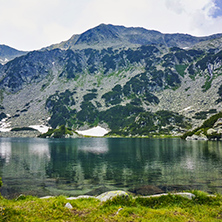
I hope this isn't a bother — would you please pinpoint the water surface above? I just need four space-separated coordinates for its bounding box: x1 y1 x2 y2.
0 137 222 198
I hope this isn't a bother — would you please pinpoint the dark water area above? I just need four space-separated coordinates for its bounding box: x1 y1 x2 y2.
0 137 222 198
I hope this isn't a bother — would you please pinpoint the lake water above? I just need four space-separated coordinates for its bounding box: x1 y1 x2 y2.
0 137 222 198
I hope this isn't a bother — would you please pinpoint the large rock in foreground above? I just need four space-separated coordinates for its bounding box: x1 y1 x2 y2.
96 190 129 202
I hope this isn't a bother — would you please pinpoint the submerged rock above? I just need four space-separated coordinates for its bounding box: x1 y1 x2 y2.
129 185 164 196
85 186 110 196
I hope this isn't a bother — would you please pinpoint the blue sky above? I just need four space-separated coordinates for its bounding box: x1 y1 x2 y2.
213 0 222 17
0 0 222 51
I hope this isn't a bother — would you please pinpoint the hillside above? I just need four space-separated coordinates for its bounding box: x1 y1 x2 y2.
0 24 222 137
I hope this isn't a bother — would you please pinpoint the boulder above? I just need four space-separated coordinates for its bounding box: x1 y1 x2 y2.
137 192 195 200
96 190 129 202
66 195 96 200
213 118 222 128
186 134 208 141
207 128 217 135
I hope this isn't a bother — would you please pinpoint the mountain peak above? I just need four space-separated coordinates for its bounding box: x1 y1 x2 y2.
75 23 120 46
45 24 222 51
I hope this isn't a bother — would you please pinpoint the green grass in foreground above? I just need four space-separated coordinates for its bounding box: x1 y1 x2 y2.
0 191 222 221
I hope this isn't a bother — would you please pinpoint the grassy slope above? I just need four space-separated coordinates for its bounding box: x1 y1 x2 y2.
0 191 222 221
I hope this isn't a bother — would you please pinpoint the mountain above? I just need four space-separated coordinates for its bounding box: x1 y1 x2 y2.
46 24 222 50
0 45 27 65
0 24 222 137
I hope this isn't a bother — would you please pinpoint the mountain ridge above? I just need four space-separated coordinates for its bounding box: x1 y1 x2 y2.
0 24 222 137
45 23 222 51
0 44 27 65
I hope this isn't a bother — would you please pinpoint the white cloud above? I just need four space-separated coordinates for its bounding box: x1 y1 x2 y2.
0 0 221 50
165 0 184 14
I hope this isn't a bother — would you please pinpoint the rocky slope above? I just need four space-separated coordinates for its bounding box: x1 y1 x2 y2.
0 24 222 137
0 44 27 65
182 112 222 140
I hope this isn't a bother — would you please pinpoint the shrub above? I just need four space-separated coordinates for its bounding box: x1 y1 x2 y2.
11 127 37 132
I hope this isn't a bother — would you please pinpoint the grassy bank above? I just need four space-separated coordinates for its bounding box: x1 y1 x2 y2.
1 191 222 221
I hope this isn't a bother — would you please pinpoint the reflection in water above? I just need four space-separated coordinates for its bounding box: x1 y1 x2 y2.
182 158 195 170
77 138 109 154
0 140 11 163
1 138 222 198
29 142 50 159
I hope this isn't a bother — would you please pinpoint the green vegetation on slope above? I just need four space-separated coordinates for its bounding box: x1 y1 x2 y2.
181 112 222 140
39 125 75 138
45 86 190 136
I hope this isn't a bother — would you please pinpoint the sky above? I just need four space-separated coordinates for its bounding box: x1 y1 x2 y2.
0 0 222 51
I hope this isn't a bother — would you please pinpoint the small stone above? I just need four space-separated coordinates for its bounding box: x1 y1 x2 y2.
115 207 123 215
40 196 54 199
65 202 73 209
175 192 195 200
66 195 96 200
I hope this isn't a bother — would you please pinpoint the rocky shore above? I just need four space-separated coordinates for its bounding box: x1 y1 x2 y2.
0 130 40 138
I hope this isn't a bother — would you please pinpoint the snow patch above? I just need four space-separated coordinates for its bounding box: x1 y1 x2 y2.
0 116 11 132
0 128 12 132
76 126 109 137
182 106 192 111
29 125 50 134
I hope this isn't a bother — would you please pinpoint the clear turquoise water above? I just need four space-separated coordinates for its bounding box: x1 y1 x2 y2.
0 137 222 198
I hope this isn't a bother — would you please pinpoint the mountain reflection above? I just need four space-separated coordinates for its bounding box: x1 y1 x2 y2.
1 138 222 198
29 142 50 159
77 138 109 154
0 139 11 163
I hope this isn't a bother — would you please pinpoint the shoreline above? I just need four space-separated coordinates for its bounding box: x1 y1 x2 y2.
0 130 180 139
0 190 221 221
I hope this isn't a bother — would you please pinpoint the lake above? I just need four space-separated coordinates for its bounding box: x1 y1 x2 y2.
0 137 222 198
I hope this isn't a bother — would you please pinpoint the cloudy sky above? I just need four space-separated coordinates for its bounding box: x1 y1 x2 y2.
0 0 222 51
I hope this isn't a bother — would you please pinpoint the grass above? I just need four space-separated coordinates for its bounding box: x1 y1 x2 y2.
0 191 222 221
175 64 188 77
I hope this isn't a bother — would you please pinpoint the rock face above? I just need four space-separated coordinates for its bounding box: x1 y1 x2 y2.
0 24 222 136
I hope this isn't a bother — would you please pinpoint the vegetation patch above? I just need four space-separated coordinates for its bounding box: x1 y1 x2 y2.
11 127 37 132
0 112 7 121
192 109 217 120
0 189 222 221
202 78 213 92
175 64 188 77
101 84 123 106
216 83 222 103
181 112 222 140
39 125 74 138
83 93 98 101
46 90 76 128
